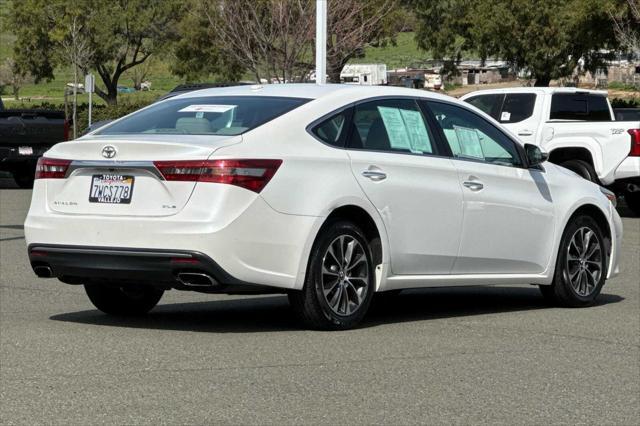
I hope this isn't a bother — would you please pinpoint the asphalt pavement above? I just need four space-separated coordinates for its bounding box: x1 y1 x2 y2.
1 180 638 425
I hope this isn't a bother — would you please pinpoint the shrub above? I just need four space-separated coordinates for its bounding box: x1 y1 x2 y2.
611 98 640 108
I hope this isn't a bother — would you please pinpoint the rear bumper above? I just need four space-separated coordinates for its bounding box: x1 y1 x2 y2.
28 244 280 294
25 184 319 290
0 145 52 164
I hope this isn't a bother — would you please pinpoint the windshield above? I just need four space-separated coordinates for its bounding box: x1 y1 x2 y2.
96 96 310 136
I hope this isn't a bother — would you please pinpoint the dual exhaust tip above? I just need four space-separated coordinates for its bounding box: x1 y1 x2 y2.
176 272 218 287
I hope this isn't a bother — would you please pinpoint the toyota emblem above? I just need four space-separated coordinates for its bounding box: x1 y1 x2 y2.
102 145 117 159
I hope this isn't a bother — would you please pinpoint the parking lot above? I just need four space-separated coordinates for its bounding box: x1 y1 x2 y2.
1 180 638 424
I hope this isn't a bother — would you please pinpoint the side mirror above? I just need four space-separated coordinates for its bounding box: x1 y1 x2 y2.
525 144 548 167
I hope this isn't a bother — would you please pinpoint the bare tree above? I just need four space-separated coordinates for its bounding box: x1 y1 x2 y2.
325 0 399 83
202 0 315 83
610 0 640 53
57 13 94 139
0 58 34 100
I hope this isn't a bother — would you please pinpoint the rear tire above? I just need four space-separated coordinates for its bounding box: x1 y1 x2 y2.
559 160 599 184
539 214 607 307
624 190 640 216
289 221 375 330
11 166 35 189
84 284 164 316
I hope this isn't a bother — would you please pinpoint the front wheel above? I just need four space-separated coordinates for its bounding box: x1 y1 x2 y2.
84 284 164 316
289 221 375 330
539 214 608 307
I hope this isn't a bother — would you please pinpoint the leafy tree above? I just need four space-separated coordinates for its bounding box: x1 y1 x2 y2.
9 0 182 104
409 0 621 86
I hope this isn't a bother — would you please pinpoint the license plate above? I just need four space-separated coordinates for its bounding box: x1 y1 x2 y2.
89 174 134 204
18 146 33 155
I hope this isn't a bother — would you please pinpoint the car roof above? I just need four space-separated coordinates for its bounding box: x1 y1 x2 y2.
171 83 457 103
460 87 608 98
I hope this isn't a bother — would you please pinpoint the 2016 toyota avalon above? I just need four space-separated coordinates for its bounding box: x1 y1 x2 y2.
24 84 623 329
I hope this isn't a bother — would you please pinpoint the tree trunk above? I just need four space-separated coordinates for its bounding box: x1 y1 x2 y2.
72 64 78 139
327 66 341 84
534 75 552 87
12 85 19 100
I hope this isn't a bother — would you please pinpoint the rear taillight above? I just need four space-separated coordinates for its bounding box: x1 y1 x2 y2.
35 157 71 179
153 159 282 193
629 129 640 157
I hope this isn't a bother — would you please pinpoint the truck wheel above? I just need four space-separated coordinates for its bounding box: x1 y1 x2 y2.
625 190 640 216
84 284 164 316
559 160 599 184
12 167 36 189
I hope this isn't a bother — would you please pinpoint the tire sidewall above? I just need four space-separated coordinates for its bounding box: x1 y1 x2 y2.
308 221 375 328
555 215 607 305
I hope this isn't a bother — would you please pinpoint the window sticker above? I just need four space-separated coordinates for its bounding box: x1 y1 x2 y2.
399 109 432 153
178 104 236 113
501 111 511 121
378 106 411 150
453 125 484 159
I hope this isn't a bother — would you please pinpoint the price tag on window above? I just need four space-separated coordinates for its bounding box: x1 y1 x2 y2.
501 111 511 121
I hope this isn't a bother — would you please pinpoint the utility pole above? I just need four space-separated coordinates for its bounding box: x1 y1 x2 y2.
315 0 327 84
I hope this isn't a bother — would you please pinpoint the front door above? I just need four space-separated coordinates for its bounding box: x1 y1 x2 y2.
425 100 556 274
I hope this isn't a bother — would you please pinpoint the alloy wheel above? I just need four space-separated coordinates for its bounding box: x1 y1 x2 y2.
565 226 602 297
321 235 370 316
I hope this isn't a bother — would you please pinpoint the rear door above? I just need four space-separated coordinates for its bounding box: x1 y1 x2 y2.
345 98 463 275
424 100 556 275
465 92 540 143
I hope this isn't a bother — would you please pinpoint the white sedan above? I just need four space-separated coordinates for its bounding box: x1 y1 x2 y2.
25 84 623 329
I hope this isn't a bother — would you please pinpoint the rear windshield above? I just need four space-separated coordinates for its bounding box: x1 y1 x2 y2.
550 94 611 121
96 96 310 136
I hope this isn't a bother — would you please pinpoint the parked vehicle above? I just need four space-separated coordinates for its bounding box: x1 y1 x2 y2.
340 64 387 85
461 88 640 214
0 98 69 188
25 84 622 329
614 108 640 121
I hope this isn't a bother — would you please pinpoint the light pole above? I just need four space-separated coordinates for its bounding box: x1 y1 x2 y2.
315 0 327 84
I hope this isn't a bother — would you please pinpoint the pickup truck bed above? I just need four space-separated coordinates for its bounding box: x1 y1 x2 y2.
0 99 68 188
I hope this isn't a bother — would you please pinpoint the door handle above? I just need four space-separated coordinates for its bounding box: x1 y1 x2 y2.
463 181 484 191
361 170 387 181
518 129 533 136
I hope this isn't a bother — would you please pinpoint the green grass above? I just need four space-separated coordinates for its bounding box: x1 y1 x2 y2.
351 32 430 69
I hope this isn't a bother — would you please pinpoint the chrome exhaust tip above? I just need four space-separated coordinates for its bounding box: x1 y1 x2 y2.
33 265 53 278
177 272 217 287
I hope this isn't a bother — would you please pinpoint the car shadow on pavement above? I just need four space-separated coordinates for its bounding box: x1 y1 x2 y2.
50 286 624 333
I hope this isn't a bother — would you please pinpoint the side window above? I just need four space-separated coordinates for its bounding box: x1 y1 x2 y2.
312 110 349 147
550 94 589 120
587 95 611 121
347 99 435 155
550 94 611 121
465 94 504 120
427 101 522 167
500 94 536 123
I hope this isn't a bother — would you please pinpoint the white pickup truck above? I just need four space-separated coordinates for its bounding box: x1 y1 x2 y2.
460 88 640 214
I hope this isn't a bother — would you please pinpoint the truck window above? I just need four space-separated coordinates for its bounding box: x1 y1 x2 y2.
587 95 611 121
465 94 503 120
550 94 610 121
500 94 536 123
